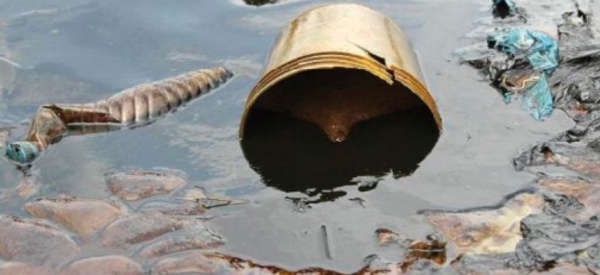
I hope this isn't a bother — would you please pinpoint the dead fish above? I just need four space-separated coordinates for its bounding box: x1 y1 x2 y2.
104 168 188 201
24 195 127 238
60 255 144 275
4 67 233 165
425 192 545 255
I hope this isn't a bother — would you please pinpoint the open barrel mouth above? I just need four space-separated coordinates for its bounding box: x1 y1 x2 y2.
237 3 444 203
249 68 428 142
241 102 440 201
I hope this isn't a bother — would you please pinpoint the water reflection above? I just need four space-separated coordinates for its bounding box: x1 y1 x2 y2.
241 105 440 203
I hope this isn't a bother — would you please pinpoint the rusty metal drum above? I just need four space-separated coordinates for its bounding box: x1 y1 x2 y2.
239 3 442 142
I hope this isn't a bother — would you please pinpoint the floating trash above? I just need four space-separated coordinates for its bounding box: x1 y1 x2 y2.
487 28 558 120
487 28 559 73
3 67 233 165
519 74 553 120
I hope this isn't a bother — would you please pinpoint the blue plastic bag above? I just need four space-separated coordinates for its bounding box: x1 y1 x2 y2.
502 73 553 120
521 74 553 120
488 28 559 73
487 28 558 120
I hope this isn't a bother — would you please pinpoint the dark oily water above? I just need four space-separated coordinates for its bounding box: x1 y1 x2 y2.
242 106 439 199
0 0 577 272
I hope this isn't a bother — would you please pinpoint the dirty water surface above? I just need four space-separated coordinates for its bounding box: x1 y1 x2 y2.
0 0 578 273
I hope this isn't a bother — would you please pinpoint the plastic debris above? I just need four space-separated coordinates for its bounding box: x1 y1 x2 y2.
480 27 560 120
520 74 554 120
3 67 233 165
503 75 554 121
487 28 559 73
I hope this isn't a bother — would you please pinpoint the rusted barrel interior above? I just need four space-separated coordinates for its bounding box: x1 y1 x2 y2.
252 68 424 142
239 3 442 142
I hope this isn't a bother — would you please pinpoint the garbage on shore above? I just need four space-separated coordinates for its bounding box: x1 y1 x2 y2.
433 0 600 273
457 0 600 121
466 26 559 120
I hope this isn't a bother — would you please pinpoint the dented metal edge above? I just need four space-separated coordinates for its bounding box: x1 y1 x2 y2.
238 52 442 139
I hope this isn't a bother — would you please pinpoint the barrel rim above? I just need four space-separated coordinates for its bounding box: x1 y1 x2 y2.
238 51 442 140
